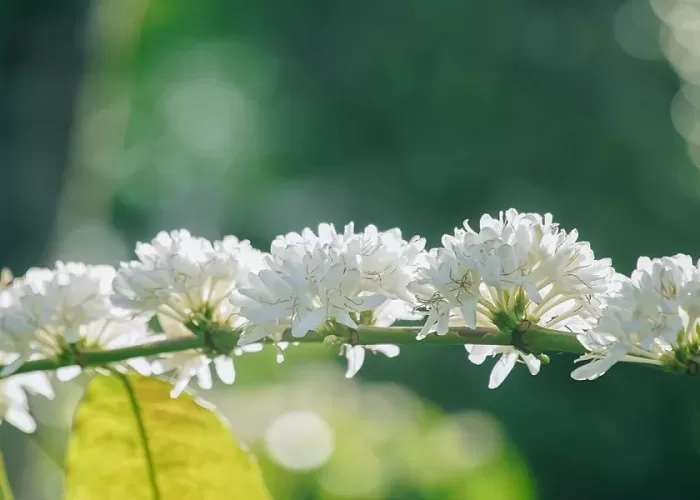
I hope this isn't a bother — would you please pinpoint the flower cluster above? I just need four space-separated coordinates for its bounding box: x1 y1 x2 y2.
0 209 696 434
236 223 426 374
410 209 612 387
573 255 700 380
113 230 267 396
0 356 54 433
0 262 148 432
0 262 152 379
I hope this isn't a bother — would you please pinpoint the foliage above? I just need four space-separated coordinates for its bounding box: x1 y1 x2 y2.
64 373 270 500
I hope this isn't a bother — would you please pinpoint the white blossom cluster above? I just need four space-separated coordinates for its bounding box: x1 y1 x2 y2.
0 263 148 432
234 222 426 374
0 262 152 379
573 255 700 380
410 209 612 387
0 209 696 434
112 230 269 396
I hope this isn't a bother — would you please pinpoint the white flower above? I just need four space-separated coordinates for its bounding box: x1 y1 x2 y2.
339 224 426 301
411 209 612 388
113 230 265 323
466 345 540 389
412 248 481 335
373 298 424 326
114 230 268 394
0 262 151 377
0 353 54 433
343 344 399 378
273 341 299 363
572 255 700 380
235 268 317 344
237 223 426 345
0 268 54 370
340 299 413 378
152 318 264 397
53 315 154 382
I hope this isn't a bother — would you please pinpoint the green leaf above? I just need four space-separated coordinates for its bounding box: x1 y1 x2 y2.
64 373 271 500
0 449 14 500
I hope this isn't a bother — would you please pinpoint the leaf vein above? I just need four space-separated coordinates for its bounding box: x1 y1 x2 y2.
117 373 161 500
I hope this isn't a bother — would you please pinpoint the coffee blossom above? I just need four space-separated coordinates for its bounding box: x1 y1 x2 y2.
113 230 267 394
0 263 152 378
572 255 700 380
0 352 54 433
113 230 265 322
340 299 416 378
412 209 612 387
236 223 426 347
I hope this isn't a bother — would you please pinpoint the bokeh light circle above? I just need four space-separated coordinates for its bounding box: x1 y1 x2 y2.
264 410 335 471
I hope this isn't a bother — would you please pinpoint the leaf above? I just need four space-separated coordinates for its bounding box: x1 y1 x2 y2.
64 373 271 500
0 449 14 500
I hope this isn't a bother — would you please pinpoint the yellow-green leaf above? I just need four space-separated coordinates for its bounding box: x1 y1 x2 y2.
64 373 271 500
0 448 14 500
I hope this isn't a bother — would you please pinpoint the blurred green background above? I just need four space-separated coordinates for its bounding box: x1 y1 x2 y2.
3 0 700 498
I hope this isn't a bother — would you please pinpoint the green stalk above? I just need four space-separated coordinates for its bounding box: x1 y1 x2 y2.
7 336 205 376
523 324 587 354
0 323 590 378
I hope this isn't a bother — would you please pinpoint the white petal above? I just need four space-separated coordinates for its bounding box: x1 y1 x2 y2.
240 343 264 354
150 360 166 375
5 407 36 433
127 357 153 376
292 307 327 338
258 269 293 297
418 310 438 339
335 310 358 329
22 373 55 399
436 310 450 335
460 300 477 329
62 328 82 344
488 352 518 389
370 344 400 358
345 345 366 378
466 344 493 365
196 364 213 390
570 359 608 381
481 255 501 286
374 300 422 327
214 356 236 384
571 344 628 381
56 365 82 382
522 281 543 303
522 354 541 375
170 374 191 398
1 357 25 377
237 328 269 346
355 294 387 311
2 384 27 405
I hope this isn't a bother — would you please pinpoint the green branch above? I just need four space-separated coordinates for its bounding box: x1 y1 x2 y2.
350 323 585 354
7 336 205 376
1 322 589 378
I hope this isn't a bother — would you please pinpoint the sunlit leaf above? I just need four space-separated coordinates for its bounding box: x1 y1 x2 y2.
64 372 271 500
